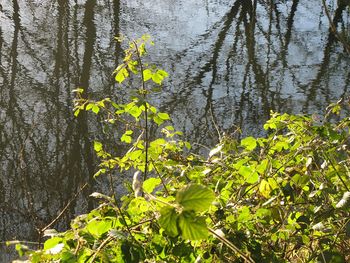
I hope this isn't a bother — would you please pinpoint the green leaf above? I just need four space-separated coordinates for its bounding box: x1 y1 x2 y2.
259 179 272 198
237 206 252 222
151 70 168 85
178 211 208 240
153 115 164 125
94 141 103 152
74 109 80 117
121 133 132 143
85 103 94 110
176 184 215 212
92 105 100 114
44 237 63 250
157 69 168 78
61 251 76 262
158 112 170 120
158 206 179 237
239 165 259 184
115 67 129 83
241 136 257 151
143 178 161 194
142 69 153 81
86 219 112 238
127 150 143 161
127 105 142 119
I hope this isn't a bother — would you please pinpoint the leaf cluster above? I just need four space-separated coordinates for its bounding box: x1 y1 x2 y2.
11 37 350 263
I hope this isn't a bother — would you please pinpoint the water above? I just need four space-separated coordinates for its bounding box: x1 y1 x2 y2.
0 0 349 261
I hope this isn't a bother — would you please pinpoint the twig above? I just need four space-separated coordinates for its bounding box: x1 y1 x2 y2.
41 182 88 233
132 40 149 182
88 236 114 263
150 159 170 196
208 227 256 263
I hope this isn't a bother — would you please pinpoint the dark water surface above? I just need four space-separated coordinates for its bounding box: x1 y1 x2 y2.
1 0 349 260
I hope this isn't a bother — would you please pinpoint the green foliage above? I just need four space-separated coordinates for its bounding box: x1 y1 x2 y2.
12 37 350 262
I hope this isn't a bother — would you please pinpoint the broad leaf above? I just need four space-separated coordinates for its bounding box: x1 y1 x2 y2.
158 112 170 120
176 184 215 212
142 69 153 81
239 165 259 184
86 219 112 238
241 136 257 151
44 237 63 250
115 67 129 83
259 179 272 198
178 211 208 240
93 141 103 152
158 206 179 237
143 177 161 194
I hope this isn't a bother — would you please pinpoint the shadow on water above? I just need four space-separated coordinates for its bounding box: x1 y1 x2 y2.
0 0 349 260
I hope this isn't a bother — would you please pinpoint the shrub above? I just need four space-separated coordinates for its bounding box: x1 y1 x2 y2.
11 36 350 263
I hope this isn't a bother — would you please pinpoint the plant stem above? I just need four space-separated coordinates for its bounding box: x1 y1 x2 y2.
208 228 256 263
133 40 149 182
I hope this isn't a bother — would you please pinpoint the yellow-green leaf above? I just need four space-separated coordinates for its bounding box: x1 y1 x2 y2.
115 67 129 83
94 141 103 152
239 166 259 184
143 178 161 194
241 136 257 151
158 112 170 120
259 179 272 198
142 69 153 81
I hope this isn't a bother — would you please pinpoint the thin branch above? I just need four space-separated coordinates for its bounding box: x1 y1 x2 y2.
132 40 149 182
150 158 170 196
41 182 88 233
208 227 256 263
88 236 114 263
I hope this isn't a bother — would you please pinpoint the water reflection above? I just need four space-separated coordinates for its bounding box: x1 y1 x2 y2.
0 0 349 261
153 0 350 145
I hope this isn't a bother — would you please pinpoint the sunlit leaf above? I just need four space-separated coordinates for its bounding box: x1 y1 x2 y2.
115 67 129 83
92 105 100 114
142 69 153 81
121 134 132 143
143 177 161 194
178 211 208 240
151 70 168 85
44 237 63 250
241 137 257 151
176 184 215 212
259 179 272 198
86 219 112 238
158 112 170 120
94 141 103 152
239 165 259 184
